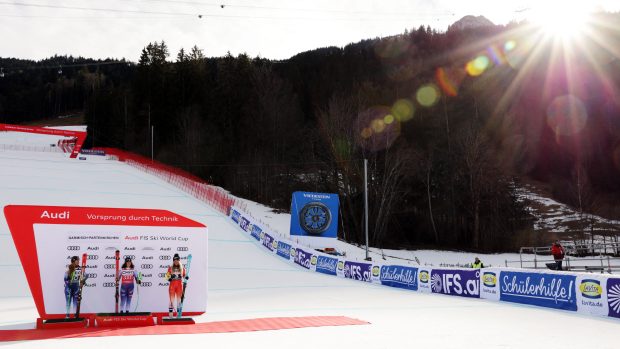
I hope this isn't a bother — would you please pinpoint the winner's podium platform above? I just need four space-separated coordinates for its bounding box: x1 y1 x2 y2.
37 317 89 330
95 312 155 327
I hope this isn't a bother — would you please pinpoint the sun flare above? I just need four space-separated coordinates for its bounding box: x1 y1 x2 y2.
530 3 592 39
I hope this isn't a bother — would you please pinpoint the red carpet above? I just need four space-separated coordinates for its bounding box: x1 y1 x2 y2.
0 316 369 342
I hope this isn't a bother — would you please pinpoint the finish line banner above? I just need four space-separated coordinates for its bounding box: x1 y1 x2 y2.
4 205 208 319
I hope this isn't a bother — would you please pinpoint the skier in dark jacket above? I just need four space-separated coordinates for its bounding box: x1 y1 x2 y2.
551 241 565 271
64 255 83 318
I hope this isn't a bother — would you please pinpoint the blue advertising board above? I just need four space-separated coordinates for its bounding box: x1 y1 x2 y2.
231 209 241 223
262 233 274 251
607 278 620 318
276 241 291 260
290 192 339 238
500 271 577 311
315 256 338 275
344 261 372 282
431 269 480 298
250 224 262 241
239 217 250 231
294 248 312 269
380 265 418 291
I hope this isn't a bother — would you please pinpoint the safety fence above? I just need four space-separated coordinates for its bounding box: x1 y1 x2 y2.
95 147 246 215
229 205 620 322
0 143 65 154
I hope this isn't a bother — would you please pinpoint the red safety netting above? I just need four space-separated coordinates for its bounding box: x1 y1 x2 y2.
95 147 246 215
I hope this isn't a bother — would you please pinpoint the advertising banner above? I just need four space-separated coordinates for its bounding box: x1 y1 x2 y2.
261 232 275 251
343 261 372 282
431 269 480 298
575 275 608 317
276 241 292 260
480 269 500 301
418 268 432 293
290 192 339 238
607 278 620 319
4 205 207 319
293 247 312 269
315 255 338 276
380 265 418 291
250 224 262 241
499 270 577 311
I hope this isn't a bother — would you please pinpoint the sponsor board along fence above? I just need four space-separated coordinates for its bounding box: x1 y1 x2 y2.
229 205 620 322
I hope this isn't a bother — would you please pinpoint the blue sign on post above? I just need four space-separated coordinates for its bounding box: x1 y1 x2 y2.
290 192 339 238
499 271 577 311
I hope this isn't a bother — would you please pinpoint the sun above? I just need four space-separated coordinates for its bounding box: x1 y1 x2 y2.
529 3 592 39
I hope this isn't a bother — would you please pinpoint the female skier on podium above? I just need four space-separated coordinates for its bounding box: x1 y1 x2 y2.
165 253 187 317
118 256 141 313
63 255 82 318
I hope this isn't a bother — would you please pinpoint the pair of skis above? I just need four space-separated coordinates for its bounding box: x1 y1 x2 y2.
176 254 192 318
66 253 88 319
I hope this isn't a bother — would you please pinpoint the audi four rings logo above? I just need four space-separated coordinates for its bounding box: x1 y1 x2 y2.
87 255 99 260
125 255 135 260
103 282 116 287
141 282 152 287
159 255 171 260
141 264 153 269
67 246 80 251
104 264 116 269
85 273 97 278
177 247 188 251
158 272 167 278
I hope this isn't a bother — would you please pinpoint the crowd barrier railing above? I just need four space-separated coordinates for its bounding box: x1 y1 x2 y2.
95 147 246 215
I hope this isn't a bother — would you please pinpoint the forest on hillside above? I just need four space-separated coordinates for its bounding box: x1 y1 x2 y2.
1 13 620 252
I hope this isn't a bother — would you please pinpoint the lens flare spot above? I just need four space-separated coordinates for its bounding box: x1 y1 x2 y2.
361 127 373 139
546 95 588 136
371 119 386 133
391 99 415 122
416 84 440 107
435 67 460 97
384 114 395 124
486 45 505 65
466 55 490 76
504 40 516 52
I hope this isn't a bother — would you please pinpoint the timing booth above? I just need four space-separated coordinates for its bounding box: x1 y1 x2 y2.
4 205 207 329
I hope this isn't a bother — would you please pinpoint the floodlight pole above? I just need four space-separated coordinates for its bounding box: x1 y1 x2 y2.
364 158 370 261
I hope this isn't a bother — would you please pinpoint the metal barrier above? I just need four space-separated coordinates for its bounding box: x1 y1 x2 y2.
506 242 620 273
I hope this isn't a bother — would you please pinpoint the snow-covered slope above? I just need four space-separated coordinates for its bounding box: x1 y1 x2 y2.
1 131 619 348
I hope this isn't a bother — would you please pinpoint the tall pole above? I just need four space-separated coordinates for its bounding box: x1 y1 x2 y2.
364 158 370 261
151 125 154 162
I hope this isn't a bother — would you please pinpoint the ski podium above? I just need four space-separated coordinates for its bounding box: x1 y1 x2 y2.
4 205 207 330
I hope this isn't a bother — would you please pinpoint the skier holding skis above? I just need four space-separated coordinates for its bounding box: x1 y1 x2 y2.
63 255 84 318
117 256 141 313
165 253 188 318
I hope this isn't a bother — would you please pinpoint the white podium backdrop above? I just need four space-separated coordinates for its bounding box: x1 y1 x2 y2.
34 224 207 315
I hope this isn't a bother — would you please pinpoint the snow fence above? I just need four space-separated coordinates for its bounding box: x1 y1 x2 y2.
229 206 620 321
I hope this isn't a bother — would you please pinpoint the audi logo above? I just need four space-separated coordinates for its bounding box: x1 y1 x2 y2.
141 282 152 287
103 282 116 287
141 264 153 269
124 255 135 260
87 255 99 260
104 264 116 269
159 255 171 260
177 247 188 251
66 246 80 251
158 273 167 278
85 273 97 278
84 283 96 287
